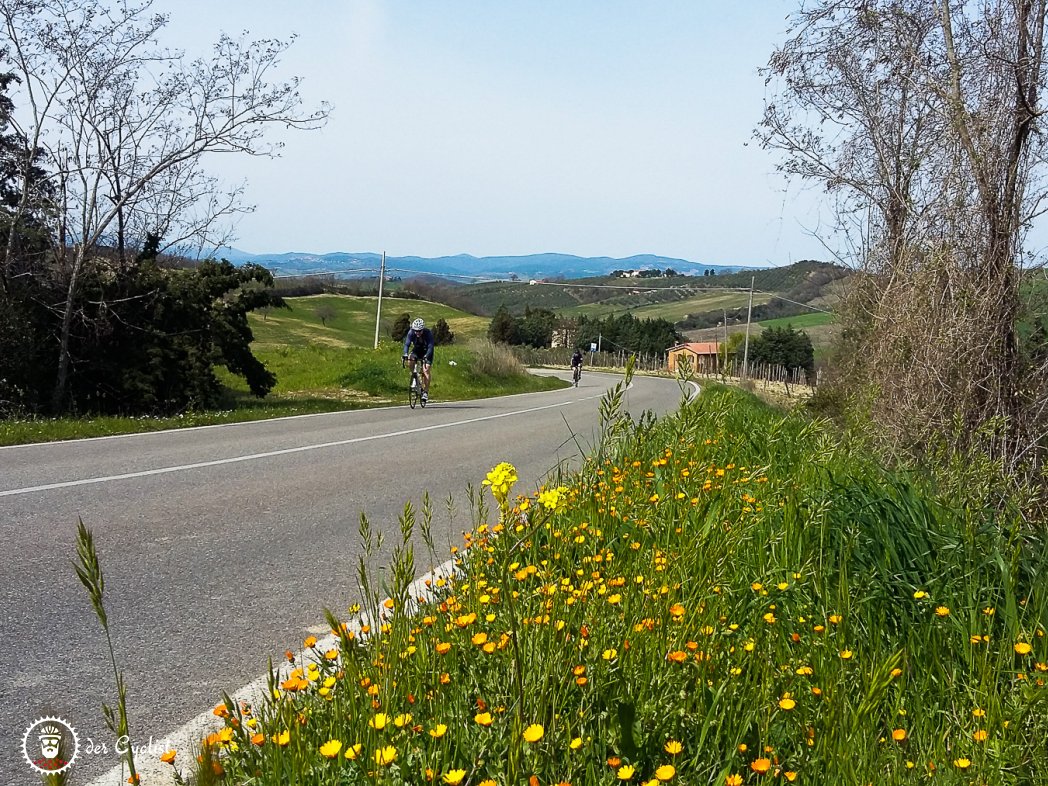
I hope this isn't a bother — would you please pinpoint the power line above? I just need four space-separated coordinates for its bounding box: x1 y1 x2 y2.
270 265 834 314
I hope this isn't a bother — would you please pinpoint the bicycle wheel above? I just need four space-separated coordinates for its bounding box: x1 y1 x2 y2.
573 367 580 386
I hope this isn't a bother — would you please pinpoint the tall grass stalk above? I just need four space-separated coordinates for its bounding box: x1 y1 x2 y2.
73 521 138 784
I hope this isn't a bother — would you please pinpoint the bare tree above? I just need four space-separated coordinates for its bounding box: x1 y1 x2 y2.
0 0 329 411
761 0 1048 489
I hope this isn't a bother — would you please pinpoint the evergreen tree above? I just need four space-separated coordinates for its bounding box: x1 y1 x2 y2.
432 317 454 345
391 312 412 342
747 325 815 378
488 305 519 344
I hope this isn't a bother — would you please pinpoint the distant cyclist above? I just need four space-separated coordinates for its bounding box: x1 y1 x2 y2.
570 348 583 386
402 317 435 403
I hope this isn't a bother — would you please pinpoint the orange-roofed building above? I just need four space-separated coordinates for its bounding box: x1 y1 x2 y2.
667 342 720 373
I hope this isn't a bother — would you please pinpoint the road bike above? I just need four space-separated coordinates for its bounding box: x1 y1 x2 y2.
572 364 582 386
404 358 427 409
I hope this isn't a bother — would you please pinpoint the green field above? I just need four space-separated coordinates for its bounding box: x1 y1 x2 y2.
561 290 765 321
251 294 490 351
757 310 836 330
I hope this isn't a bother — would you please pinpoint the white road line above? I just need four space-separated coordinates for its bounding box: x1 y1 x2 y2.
0 367 592 451
1 391 606 498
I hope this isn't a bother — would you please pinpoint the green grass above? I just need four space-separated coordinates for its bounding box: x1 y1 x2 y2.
253 295 490 349
757 311 836 330
175 382 1047 786
0 394 365 444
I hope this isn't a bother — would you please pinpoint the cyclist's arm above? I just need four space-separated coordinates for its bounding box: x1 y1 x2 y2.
403 329 414 357
424 330 435 361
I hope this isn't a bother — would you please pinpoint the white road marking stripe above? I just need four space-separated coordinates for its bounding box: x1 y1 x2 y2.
1 392 605 497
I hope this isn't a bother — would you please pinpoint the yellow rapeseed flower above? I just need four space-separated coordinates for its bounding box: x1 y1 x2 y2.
344 743 362 760
475 712 494 726
538 486 569 511
443 769 467 785
953 758 971 770
617 764 636 780
275 730 290 746
973 730 988 742
778 694 796 711
913 590 927 599
483 462 518 505
429 724 448 738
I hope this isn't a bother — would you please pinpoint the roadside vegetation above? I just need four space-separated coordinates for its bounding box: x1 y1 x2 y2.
118 374 1047 785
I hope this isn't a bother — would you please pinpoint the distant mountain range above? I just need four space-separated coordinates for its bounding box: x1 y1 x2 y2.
215 248 757 281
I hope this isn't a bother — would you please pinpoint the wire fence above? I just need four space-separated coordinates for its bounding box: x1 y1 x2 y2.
510 346 818 389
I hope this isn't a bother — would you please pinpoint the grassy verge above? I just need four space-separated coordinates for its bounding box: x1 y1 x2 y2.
0 394 366 445
165 381 1046 785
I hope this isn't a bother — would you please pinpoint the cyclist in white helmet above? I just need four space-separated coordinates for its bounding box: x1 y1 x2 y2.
402 317 435 402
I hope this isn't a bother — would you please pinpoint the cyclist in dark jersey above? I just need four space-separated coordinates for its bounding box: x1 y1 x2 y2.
402 317 435 402
570 348 583 385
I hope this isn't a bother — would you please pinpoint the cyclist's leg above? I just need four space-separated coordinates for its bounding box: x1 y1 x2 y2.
422 359 432 393
407 355 418 385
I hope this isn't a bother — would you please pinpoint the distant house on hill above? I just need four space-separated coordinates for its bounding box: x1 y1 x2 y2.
667 341 720 373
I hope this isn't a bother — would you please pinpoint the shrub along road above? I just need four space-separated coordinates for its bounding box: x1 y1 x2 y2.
0 370 684 785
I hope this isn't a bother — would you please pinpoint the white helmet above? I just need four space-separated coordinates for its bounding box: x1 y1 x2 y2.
411 318 425 331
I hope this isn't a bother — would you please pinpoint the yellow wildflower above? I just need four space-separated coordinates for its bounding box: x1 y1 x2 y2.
319 739 342 758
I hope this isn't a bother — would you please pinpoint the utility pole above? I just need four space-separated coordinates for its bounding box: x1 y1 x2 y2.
373 251 386 350
742 276 754 379
722 308 729 377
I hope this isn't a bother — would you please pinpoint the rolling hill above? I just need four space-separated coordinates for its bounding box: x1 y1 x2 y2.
217 248 753 281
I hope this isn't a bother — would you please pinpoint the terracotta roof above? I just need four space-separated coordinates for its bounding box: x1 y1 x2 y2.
669 342 720 355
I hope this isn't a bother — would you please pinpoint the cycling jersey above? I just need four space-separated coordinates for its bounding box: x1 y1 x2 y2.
403 327 435 362
570 353 583 368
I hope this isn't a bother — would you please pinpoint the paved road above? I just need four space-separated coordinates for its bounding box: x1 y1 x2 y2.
0 370 684 785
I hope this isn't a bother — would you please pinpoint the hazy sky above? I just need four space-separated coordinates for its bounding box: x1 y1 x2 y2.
157 1 829 266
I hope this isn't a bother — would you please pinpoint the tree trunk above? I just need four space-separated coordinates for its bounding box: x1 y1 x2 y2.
51 247 85 412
